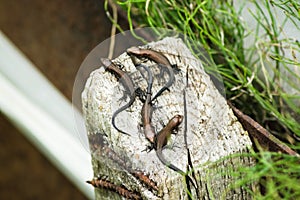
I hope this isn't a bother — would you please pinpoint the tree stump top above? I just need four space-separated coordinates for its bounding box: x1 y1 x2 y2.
82 37 253 199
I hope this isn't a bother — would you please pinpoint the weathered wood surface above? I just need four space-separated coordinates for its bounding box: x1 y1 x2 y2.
82 37 255 199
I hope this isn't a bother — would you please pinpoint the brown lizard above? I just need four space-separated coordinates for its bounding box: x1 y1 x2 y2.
101 58 142 136
154 114 198 195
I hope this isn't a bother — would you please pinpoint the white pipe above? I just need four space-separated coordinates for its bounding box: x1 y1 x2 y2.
0 31 94 199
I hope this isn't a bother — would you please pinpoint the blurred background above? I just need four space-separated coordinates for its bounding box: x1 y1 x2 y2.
0 0 127 199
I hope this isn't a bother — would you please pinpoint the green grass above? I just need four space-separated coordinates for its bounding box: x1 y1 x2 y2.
105 0 300 198
204 149 300 199
232 150 300 199
113 0 300 137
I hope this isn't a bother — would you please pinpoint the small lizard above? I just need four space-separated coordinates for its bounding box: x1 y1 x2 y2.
101 58 142 136
127 47 175 101
137 64 156 143
154 114 184 173
154 114 198 194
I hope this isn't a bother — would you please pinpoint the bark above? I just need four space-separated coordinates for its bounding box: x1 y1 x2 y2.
82 37 255 199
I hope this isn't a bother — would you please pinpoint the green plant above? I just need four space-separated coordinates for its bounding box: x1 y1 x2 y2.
114 0 300 143
105 0 300 198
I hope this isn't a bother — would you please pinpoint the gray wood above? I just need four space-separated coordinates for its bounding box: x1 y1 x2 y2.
82 37 255 199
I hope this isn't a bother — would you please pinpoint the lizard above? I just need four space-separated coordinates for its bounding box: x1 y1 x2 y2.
154 114 198 195
137 63 156 143
128 53 157 143
154 114 184 174
126 46 175 102
101 58 143 136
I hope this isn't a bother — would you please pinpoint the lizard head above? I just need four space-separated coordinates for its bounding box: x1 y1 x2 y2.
169 114 184 128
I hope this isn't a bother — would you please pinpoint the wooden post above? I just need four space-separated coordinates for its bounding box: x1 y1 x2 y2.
82 37 255 199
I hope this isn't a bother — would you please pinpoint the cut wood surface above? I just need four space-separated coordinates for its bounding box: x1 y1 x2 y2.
82 37 255 199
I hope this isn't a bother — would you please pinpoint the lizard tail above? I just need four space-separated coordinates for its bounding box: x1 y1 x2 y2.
111 102 133 136
156 149 198 195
